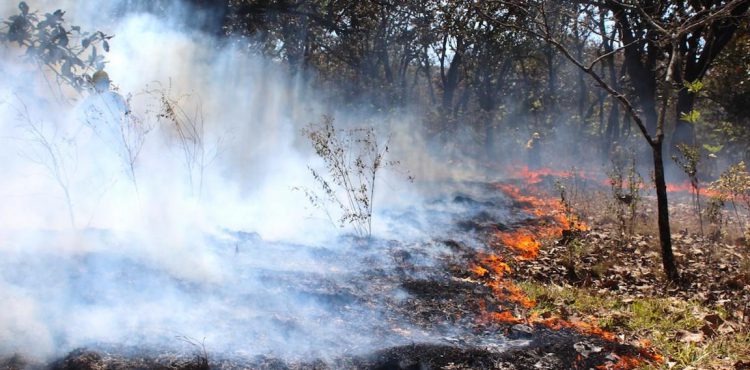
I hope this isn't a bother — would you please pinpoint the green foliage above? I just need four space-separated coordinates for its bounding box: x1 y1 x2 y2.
684 80 705 94
521 282 750 369
0 1 112 91
712 162 750 200
702 143 723 154
672 144 701 179
680 110 701 124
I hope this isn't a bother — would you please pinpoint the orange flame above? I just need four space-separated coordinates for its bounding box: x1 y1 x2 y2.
666 181 722 198
497 231 540 260
594 355 647 370
530 316 616 341
473 253 512 277
465 167 660 369
487 310 524 324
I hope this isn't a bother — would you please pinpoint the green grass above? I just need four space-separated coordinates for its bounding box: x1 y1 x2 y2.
518 281 750 369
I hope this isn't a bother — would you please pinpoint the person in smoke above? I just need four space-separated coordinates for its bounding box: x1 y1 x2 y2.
88 70 130 117
525 132 542 169
81 70 134 149
80 69 145 188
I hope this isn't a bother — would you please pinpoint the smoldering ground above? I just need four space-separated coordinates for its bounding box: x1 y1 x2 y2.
0 0 523 363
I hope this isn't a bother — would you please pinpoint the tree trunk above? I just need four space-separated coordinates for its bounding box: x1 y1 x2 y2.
670 87 696 149
442 50 463 112
652 140 679 282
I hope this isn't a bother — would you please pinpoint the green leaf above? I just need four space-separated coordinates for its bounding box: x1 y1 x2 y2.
684 80 704 93
680 110 701 124
702 144 723 154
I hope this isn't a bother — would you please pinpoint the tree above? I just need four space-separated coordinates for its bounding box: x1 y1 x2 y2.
584 1 748 164
476 0 749 282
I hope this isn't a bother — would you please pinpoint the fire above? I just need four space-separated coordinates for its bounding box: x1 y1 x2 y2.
466 166 660 369
493 168 590 261
512 166 585 185
486 279 537 308
471 253 511 278
529 315 616 341
594 346 663 370
666 181 722 198
666 182 694 193
497 231 539 260
471 252 534 307
470 265 489 277
595 356 643 370
487 311 523 324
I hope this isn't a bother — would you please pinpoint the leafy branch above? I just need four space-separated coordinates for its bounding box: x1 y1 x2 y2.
0 1 112 95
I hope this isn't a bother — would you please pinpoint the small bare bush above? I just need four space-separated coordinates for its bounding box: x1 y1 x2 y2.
154 89 220 198
299 115 397 239
710 161 750 241
607 150 643 243
672 143 704 235
82 92 150 190
11 97 77 227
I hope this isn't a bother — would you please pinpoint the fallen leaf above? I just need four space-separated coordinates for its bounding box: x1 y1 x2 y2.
675 330 704 343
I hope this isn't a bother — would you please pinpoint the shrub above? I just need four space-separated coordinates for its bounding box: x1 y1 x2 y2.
299 115 397 239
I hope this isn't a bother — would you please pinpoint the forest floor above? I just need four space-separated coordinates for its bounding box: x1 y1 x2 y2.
2 170 749 370
507 176 750 369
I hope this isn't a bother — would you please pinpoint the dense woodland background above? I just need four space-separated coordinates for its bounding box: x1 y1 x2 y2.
168 0 750 171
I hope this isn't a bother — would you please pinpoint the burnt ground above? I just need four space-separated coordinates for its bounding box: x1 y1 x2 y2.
1 181 653 370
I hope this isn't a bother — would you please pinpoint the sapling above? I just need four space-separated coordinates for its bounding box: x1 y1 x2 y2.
710 161 750 242
299 115 397 239
672 143 704 235
11 97 76 227
155 89 219 198
607 150 643 243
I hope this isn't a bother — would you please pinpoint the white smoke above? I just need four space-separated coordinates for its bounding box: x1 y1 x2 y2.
0 0 454 361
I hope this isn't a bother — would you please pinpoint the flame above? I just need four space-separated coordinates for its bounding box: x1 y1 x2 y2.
464 167 660 369
487 310 523 324
595 354 652 370
511 166 586 185
471 252 534 308
493 168 589 261
470 265 489 277
497 231 539 260
487 279 537 308
475 253 512 277
666 182 694 193
530 316 616 341
666 181 722 198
